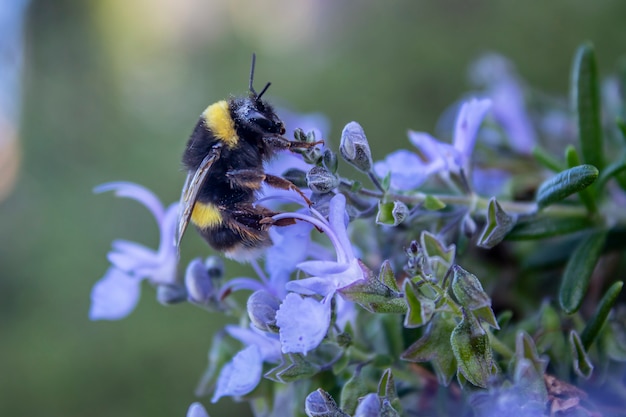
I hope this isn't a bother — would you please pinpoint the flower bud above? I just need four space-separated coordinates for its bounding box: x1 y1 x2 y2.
185 257 219 304
156 283 187 305
353 393 381 417
451 265 491 310
376 200 409 226
247 290 281 332
307 166 339 194
204 256 224 280
322 149 339 174
304 389 347 417
477 197 517 249
340 121 373 172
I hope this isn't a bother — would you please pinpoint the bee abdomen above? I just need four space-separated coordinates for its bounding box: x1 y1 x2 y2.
190 202 223 228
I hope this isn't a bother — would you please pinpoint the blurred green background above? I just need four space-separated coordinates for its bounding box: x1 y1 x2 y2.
1 1 625 416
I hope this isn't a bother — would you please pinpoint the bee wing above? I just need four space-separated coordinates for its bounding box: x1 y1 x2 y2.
176 144 222 252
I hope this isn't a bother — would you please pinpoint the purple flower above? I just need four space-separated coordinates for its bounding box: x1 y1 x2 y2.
218 219 316 300
470 53 536 154
184 256 223 305
275 292 333 354
471 167 511 197
374 98 491 190
212 325 281 403
89 182 178 320
273 194 363 354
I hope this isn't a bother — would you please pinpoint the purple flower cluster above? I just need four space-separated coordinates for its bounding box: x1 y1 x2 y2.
89 61 596 410
374 98 492 191
89 96 503 407
89 182 178 320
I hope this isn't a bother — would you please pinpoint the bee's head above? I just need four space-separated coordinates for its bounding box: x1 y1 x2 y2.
234 54 286 136
233 88 285 136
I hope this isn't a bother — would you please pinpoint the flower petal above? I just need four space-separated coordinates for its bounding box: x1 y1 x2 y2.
285 276 337 296
157 203 179 261
225 325 281 362
89 267 141 320
186 402 210 417
452 98 492 163
266 221 313 277
94 182 165 225
327 194 352 262
108 240 157 272
374 150 429 190
211 345 263 402
296 259 349 276
408 131 458 174
276 293 332 354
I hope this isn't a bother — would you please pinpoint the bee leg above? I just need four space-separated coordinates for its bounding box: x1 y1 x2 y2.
226 169 312 206
231 203 296 230
263 174 312 206
263 135 324 151
225 168 265 190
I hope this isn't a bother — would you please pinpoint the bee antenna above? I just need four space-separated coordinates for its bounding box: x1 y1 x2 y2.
256 82 271 100
249 53 258 96
249 53 272 100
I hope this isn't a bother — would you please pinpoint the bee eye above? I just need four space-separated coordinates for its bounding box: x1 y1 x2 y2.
248 110 283 134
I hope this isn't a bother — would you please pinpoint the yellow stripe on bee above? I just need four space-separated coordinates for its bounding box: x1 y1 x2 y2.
191 202 223 228
203 101 239 148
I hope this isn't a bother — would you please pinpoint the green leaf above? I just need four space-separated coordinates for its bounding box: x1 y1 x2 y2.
532 145 565 173
565 145 597 213
580 281 623 350
597 152 626 191
559 230 608 314
514 331 549 376
619 117 626 142
403 279 435 328
473 306 499 330
339 261 407 314
496 310 513 330
265 354 320 383
381 171 391 191
421 231 456 265
376 200 409 226
536 164 599 209
477 197 517 248
401 314 458 386
569 330 594 379
424 195 446 211
420 231 456 283
507 215 593 240
450 310 495 388
571 42 604 171
451 265 491 311
379 260 400 291
377 369 402 413
339 367 368 415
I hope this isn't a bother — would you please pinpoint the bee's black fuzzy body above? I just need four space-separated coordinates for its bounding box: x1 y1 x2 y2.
177 57 317 260
181 96 283 258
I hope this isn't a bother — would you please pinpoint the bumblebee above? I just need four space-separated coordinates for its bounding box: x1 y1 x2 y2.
176 55 319 260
